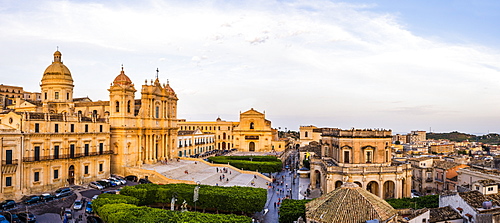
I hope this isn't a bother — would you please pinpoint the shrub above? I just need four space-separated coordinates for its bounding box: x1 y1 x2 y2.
279 199 310 223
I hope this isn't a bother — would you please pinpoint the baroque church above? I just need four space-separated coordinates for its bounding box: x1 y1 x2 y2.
0 50 178 200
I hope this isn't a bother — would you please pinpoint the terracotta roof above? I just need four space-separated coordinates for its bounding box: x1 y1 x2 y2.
476 179 498 186
305 182 397 223
113 68 133 86
429 206 462 222
433 160 461 170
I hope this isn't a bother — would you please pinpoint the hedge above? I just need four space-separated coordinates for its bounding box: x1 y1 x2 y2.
208 156 282 173
120 183 267 214
97 202 252 223
279 199 311 223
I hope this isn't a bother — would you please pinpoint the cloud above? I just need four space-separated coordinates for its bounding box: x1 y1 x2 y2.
1 0 500 133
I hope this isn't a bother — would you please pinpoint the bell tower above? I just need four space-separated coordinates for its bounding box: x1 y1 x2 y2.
108 66 136 126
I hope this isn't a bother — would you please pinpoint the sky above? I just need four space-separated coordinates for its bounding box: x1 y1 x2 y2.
1 0 500 135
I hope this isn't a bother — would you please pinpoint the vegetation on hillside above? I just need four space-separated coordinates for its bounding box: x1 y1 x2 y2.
427 132 500 144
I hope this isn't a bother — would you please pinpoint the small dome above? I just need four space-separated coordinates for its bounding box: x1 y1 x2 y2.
113 67 133 86
42 50 73 82
306 182 397 223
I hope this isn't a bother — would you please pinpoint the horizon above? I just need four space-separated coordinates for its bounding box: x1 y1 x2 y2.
1 0 499 134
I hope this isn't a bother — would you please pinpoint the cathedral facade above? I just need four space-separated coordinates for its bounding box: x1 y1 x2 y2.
0 50 178 200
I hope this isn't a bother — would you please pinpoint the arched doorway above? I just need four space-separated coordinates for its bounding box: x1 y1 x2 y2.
367 181 379 196
222 142 226 150
249 142 255 151
383 181 395 199
335 180 343 188
68 165 75 185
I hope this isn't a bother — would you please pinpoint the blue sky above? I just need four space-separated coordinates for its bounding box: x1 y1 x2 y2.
1 0 499 134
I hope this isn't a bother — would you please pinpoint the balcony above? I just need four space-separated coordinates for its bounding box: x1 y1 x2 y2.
1 159 19 165
23 150 113 162
426 178 433 182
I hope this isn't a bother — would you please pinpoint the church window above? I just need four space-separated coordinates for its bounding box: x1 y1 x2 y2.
84 144 89 156
34 172 40 182
34 146 40 161
155 106 159 118
115 101 120 112
84 165 89 175
70 144 75 158
99 163 103 172
127 100 131 113
366 151 373 163
344 151 350 163
44 92 47 100
100 125 103 132
250 122 254 129
54 169 59 179
55 124 59 133
70 124 74 132
54 146 59 159
35 123 40 133
6 150 12 164
6 177 12 187
223 133 226 140
55 92 59 99
305 131 308 137
99 143 104 155
67 93 69 100
85 124 89 133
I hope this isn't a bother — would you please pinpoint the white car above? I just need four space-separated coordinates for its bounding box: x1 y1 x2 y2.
92 195 99 200
73 200 83 210
89 182 104 190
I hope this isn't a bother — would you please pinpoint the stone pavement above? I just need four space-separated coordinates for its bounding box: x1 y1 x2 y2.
142 159 270 189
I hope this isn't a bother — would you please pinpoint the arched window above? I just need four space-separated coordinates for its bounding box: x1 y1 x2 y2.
115 101 120 112
250 122 254 130
127 100 131 113
385 150 390 162
155 106 159 118
305 131 309 137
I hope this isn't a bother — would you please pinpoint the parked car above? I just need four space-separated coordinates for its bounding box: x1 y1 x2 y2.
89 182 104 190
73 200 83 210
41 193 55 202
0 200 16 210
17 213 36 223
101 179 117 187
125 175 138 182
138 178 152 184
91 195 99 200
0 215 9 223
7 213 21 223
55 187 72 197
96 180 110 188
24 195 41 204
63 208 72 219
85 201 93 214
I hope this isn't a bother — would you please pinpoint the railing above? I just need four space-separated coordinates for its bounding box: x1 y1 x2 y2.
426 178 433 182
23 150 113 162
1 159 19 165
326 165 403 174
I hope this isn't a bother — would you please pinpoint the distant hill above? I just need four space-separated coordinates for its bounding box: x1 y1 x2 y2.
427 131 500 144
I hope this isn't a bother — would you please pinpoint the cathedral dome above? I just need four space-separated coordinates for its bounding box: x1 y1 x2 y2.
306 182 397 223
41 50 73 83
113 67 133 86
